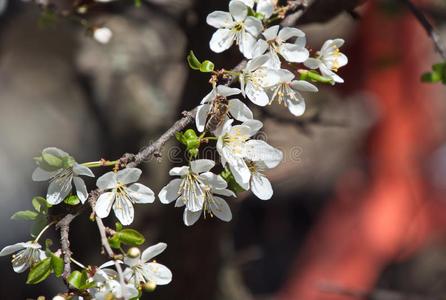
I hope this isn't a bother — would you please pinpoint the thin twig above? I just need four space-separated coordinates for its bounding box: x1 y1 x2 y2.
401 0 446 60
56 213 78 279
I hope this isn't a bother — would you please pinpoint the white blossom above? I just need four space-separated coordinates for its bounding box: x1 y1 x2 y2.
216 119 262 189
158 159 235 226
123 243 172 286
93 27 112 44
207 0 263 58
267 69 318 116
195 85 253 133
95 168 155 225
32 147 94 205
94 279 138 300
239 55 281 106
252 25 309 69
304 38 348 83
0 241 46 273
238 0 276 19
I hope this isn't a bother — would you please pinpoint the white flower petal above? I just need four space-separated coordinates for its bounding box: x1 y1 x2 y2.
141 242 167 262
246 82 269 106
96 171 118 190
245 140 283 168
262 25 279 41
169 166 190 176
73 177 88 204
206 11 234 28
228 99 253 122
217 85 241 97
127 183 155 204
0 242 27 256
252 39 269 58
199 172 227 189
287 97 306 116
32 167 56 182
244 16 263 36
209 28 235 53
183 209 201 226
290 80 318 92
239 31 257 59
196 104 211 133
242 119 263 136
278 27 305 41
113 194 134 225
209 197 232 222
116 168 142 185
158 179 181 204
43 147 69 158
304 58 321 69
257 0 274 18
246 54 269 71
73 164 94 177
279 43 309 63
47 177 72 205
227 157 251 189
251 174 273 200
214 188 237 197
95 192 115 218
229 0 248 22
144 262 172 285
190 159 215 174
238 0 254 7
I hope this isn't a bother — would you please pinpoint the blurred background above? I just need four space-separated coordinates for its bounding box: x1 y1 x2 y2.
1 0 446 299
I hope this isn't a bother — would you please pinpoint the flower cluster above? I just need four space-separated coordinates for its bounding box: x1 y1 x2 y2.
2 0 349 299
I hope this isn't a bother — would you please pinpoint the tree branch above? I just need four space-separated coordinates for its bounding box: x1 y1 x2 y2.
56 213 78 280
401 0 446 60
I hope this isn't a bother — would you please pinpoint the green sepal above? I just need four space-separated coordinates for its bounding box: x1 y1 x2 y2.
299 70 334 84
200 60 215 73
108 234 121 249
187 51 202 70
11 210 38 221
64 195 80 206
115 222 123 232
220 168 246 194
26 257 52 285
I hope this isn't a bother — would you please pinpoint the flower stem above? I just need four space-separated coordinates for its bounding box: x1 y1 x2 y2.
70 257 86 269
34 221 56 243
81 160 119 168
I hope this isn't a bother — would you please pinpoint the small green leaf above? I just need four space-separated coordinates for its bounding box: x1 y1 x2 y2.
108 234 121 249
42 152 63 168
184 129 198 140
64 195 80 206
115 222 123 232
187 50 202 70
175 131 185 144
51 254 64 277
421 62 446 84
26 257 52 284
117 229 145 246
32 197 51 213
134 0 142 7
11 210 38 221
67 270 88 289
200 60 215 73
45 239 53 250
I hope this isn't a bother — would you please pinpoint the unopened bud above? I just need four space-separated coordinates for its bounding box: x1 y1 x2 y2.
52 296 65 300
127 247 141 258
142 281 157 292
93 27 112 44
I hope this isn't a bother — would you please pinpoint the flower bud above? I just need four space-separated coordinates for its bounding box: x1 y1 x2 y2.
142 281 157 292
93 27 112 44
52 296 66 300
127 247 141 258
